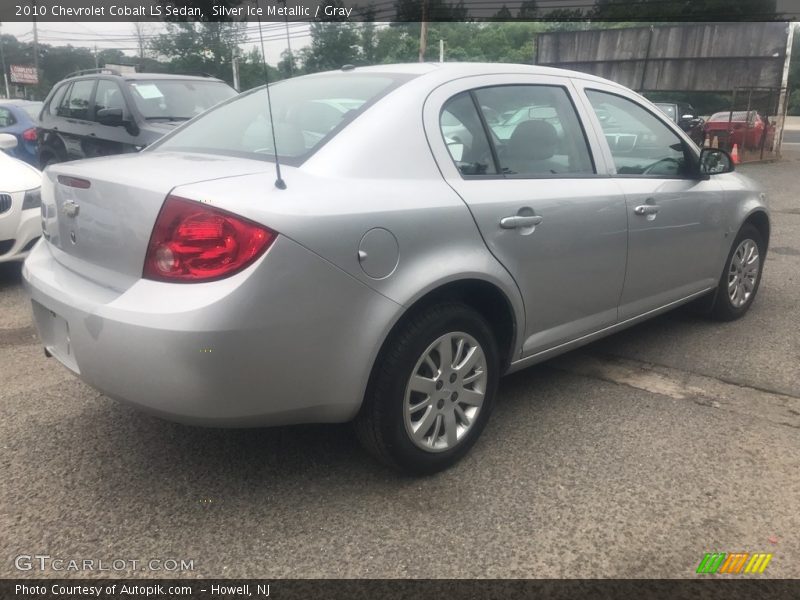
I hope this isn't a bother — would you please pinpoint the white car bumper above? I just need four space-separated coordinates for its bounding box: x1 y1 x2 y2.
0 190 41 263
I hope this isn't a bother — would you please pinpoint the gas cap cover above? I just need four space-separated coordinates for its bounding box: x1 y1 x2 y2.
357 228 399 280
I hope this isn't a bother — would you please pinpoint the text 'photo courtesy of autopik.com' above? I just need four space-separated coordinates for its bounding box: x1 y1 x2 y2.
1 0 800 598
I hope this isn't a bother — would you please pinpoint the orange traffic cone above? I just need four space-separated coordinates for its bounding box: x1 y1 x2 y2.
711 136 719 148
703 136 710 147
731 143 740 164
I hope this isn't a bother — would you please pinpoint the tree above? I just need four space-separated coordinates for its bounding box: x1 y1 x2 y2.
149 21 245 84
301 1 361 72
493 5 514 20
132 22 153 60
519 1 538 18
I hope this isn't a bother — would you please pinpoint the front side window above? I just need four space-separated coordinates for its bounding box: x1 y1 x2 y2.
440 92 497 176
473 85 594 176
586 90 689 177
93 80 127 120
153 73 412 164
61 79 95 120
48 84 68 116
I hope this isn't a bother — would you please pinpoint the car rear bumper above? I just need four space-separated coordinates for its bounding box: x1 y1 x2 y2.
0 206 41 263
22 235 399 426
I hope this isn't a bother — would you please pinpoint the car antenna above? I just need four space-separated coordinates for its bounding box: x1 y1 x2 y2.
257 14 287 190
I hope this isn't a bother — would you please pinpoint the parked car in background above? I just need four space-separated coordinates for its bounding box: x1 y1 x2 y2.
0 100 43 166
23 63 768 474
704 110 775 151
653 102 705 145
0 134 42 263
36 69 237 168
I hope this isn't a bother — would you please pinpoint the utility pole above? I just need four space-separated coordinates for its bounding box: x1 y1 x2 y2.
232 52 240 91
439 39 444 63
0 22 10 99
418 0 429 62
32 1 39 76
280 0 293 76
94 45 99 69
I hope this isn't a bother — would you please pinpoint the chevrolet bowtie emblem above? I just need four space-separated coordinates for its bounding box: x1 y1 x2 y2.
63 200 80 218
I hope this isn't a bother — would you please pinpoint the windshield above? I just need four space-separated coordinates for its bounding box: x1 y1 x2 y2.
152 73 412 164
127 79 236 121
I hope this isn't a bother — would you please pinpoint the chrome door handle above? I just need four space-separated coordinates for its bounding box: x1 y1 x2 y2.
500 215 543 229
634 204 660 215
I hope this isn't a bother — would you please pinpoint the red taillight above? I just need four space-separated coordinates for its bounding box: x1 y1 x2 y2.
22 128 37 142
143 195 276 282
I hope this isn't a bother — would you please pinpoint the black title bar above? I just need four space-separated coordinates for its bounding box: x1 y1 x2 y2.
2 0 800 22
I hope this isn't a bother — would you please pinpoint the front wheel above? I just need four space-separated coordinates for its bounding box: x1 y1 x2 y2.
355 302 499 474
709 224 765 321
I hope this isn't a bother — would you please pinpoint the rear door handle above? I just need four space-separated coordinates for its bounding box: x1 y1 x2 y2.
634 204 660 215
500 215 543 229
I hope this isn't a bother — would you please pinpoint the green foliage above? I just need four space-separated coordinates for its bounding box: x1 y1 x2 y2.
149 22 245 83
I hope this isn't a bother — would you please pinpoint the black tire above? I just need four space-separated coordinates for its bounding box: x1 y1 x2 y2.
39 153 60 169
709 224 765 321
355 302 499 475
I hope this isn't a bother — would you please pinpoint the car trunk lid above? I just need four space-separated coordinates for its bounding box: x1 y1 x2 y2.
41 152 267 291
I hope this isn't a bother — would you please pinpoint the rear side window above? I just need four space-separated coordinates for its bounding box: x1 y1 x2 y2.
440 92 497 176
60 79 95 120
473 85 594 176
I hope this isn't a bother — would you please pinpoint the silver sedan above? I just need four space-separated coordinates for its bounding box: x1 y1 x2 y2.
23 63 769 473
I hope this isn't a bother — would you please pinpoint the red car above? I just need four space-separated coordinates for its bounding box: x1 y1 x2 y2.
704 110 775 151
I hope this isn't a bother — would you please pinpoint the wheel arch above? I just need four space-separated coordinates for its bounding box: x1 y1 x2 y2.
369 277 521 383
742 209 770 253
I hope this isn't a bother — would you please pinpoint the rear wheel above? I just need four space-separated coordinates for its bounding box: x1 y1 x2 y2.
355 302 499 474
709 224 765 321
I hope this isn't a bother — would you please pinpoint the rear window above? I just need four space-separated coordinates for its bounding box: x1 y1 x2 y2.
708 111 753 123
151 73 413 165
21 103 42 120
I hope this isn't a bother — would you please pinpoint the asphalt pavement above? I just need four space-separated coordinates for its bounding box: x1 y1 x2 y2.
1 155 798 579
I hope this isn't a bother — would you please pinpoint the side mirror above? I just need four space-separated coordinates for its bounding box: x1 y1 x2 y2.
0 133 18 150
96 107 125 126
699 147 734 177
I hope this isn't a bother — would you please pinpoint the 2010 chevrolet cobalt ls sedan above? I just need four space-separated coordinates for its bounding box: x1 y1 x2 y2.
23 63 769 473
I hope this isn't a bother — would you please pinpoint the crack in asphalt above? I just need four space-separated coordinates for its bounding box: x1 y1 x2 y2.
548 352 800 431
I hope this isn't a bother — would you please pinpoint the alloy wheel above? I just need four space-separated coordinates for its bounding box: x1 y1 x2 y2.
727 238 760 308
403 331 487 453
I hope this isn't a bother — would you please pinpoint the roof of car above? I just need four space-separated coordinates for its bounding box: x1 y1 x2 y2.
0 99 42 106
63 72 226 83
307 62 628 90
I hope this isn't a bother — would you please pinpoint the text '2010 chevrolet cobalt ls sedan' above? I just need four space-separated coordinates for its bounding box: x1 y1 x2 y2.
23 63 769 473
